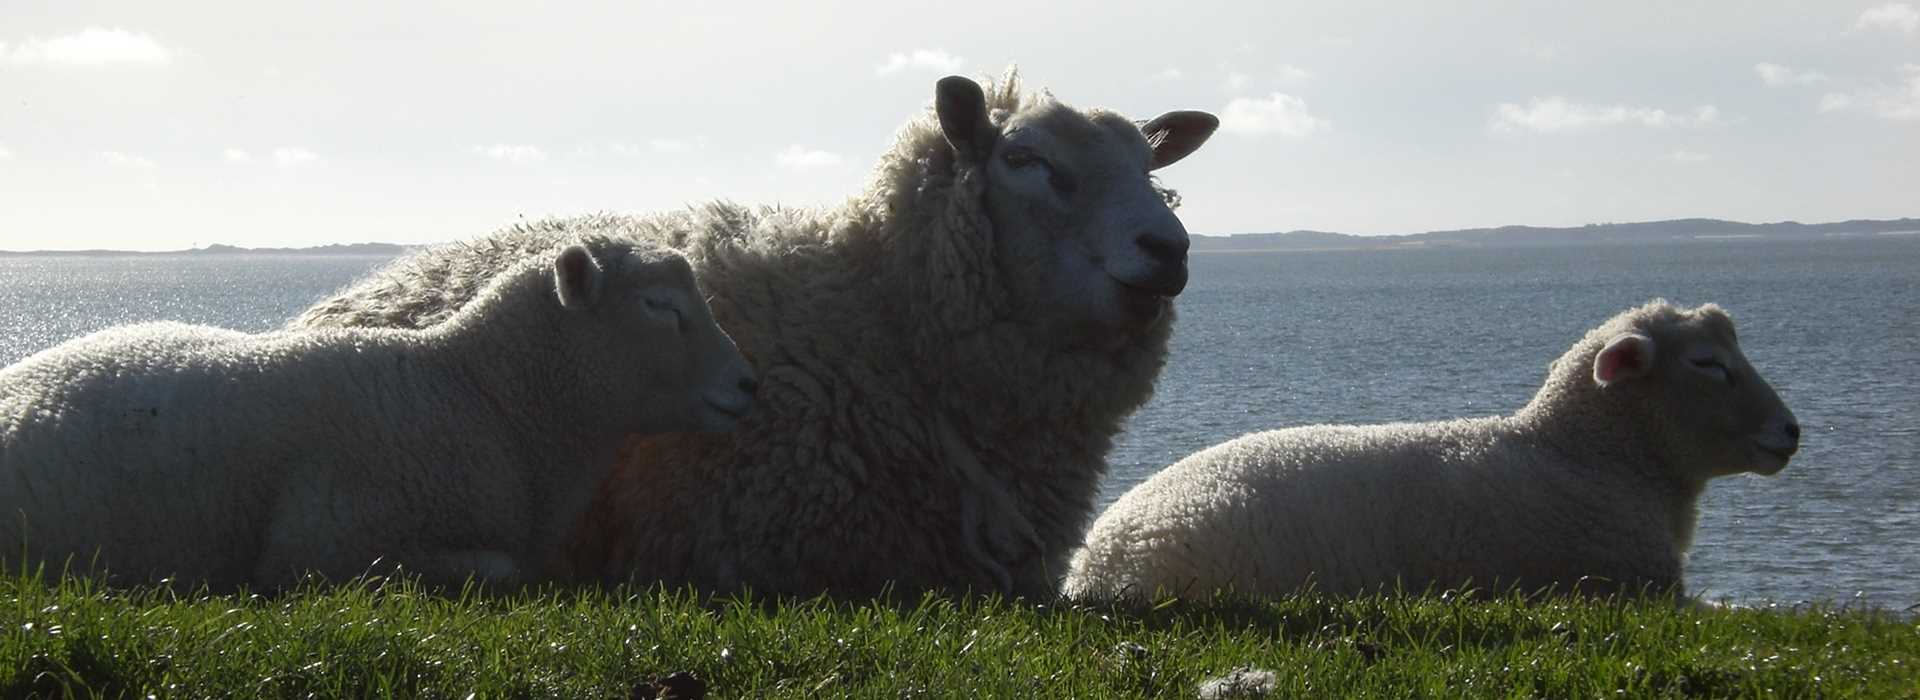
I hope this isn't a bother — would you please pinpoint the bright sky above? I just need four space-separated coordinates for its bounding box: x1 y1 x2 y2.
2 1 1916 251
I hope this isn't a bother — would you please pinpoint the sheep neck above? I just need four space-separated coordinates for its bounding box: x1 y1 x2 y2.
1516 384 1707 559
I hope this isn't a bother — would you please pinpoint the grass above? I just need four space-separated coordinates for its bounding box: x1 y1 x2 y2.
2 573 1915 698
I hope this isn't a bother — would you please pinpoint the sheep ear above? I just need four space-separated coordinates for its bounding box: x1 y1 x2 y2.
554 245 604 309
1594 333 1656 387
1141 110 1219 171
936 75 995 164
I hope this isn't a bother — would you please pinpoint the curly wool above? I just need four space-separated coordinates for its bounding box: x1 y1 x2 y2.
292 73 1182 598
1065 300 1798 602
2 238 734 592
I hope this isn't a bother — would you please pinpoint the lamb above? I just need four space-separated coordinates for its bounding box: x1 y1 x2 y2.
1064 300 1801 602
0 236 757 592
289 72 1221 598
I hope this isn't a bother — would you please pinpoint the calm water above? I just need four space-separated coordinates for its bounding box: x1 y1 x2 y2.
2 238 1916 608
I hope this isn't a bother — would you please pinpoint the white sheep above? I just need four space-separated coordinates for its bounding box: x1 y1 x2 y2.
0 236 757 592
1065 300 1801 601
289 72 1221 598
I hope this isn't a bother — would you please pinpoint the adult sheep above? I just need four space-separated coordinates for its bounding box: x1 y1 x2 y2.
290 73 1220 598
0 237 757 592
1065 300 1801 602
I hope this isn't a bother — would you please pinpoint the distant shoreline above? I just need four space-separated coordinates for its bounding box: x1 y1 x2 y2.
4 217 1915 256
1190 216 1920 253
0 243 413 257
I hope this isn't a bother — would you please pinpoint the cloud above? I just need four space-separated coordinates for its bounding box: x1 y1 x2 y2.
273 147 320 168
1276 64 1314 84
1150 67 1183 81
471 144 547 163
1818 64 1920 120
1755 62 1828 86
1855 3 1919 33
100 151 155 169
222 148 251 163
1489 97 1721 133
595 138 705 157
875 49 963 76
1223 71 1251 90
1662 150 1711 164
0 144 11 160
1219 93 1329 138
3 27 172 67
776 145 843 169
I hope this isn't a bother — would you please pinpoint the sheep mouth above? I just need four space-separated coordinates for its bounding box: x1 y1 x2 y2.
1109 280 1175 322
1110 267 1189 299
1752 444 1795 474
702 396 752 421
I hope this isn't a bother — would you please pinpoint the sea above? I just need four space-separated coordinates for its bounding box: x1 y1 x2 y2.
2 236 1915 610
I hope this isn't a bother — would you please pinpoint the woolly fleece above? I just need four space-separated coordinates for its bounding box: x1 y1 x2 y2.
1065 300 1801 601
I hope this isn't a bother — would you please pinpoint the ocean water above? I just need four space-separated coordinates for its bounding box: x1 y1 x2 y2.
2 237 1916 609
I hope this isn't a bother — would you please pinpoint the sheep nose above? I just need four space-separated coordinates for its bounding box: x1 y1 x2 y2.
1785 422 1801 442
738 375 760 396
1135 230 1189 266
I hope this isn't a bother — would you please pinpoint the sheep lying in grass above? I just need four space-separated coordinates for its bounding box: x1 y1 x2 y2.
0 236 757 592
291 72 1220 598
1065 300 1801 602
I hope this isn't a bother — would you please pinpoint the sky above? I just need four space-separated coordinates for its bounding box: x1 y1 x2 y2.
1 1 1916 251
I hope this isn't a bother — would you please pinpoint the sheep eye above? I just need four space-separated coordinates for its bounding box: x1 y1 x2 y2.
645 298 687 329
1690 358 1731 382
1002 150 1046 170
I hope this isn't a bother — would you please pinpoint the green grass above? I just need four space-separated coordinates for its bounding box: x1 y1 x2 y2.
2 573 1915 698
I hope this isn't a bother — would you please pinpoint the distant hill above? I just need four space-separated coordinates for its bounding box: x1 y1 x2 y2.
1193 217 1920 252
6 217 1918 256
0 242 412 257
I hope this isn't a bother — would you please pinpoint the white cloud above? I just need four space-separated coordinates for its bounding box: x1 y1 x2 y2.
1855 3 1919 33
1489 97 1722 133
0 144 12 160
3 27 172 67
471 144 547 163
100 151 155 169
222 148 251 163
1755 62 1828 86
1819 64 1920 120
875 49 963 76
596 138 704 157
1276 64 1314 84
776 145 843 170
1219 93 1329 138
1223 71 1251 90
273 147 320 168
1151 67 1183 81
1662 150 1711 164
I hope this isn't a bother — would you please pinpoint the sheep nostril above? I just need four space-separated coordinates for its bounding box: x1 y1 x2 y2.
1785 422 1801 441
738 376 760 396
1134 232 1189 265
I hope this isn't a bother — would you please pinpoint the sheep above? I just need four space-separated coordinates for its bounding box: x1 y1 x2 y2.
0 236 757 592
288 72 1221 598
1064 300 1801 602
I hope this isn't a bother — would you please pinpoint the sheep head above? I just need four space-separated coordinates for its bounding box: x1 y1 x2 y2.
1592 301 1801 481
934 75 1218 337
551 241 757 435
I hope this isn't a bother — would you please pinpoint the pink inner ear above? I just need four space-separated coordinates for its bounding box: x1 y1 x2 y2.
1596 337 1648 384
